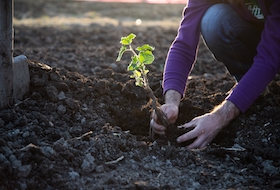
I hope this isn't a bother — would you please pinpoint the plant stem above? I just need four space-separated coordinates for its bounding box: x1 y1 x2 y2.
129 45 138 57
145 83 170 139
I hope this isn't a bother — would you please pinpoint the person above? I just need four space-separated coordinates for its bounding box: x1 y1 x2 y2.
150 0 280 149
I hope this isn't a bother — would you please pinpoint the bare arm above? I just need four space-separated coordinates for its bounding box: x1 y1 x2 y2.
212 100 240 125
164 89 181 107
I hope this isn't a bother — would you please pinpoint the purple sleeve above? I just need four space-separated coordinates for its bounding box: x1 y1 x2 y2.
226 1 280 113
163 1 213 96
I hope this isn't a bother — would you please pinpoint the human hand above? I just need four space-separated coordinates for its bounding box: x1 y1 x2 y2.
177 100 240 149
177 112 224 149
150 103 179 135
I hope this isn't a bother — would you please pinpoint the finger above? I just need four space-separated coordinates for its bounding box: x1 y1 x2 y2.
154 108 170 124
198 135 214 149
165 108 176 120
153 128 165 135
178 120 196 129
186 136 206 149
177 128 199 143
163 106 179 123
150 119 165 135
199 141 210 149
186 131 213 149
150 119 165 131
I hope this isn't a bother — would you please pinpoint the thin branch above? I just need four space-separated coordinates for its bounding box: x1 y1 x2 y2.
105 156 124 164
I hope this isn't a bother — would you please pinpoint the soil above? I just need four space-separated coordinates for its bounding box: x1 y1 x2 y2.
1 0 280 189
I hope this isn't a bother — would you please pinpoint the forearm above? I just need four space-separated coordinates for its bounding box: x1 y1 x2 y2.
164 89 181 108
163 2 213 97
212 100 240 126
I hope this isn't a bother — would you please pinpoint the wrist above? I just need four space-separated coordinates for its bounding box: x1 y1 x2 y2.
164 89 181 108
212 100 240 125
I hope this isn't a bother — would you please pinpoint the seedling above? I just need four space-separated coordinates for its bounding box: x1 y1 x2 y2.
116 33 170 138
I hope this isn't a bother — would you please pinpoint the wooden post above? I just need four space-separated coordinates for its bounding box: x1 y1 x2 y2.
0 0 13 108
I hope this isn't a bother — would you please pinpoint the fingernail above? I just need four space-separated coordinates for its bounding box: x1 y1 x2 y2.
177 138 181 143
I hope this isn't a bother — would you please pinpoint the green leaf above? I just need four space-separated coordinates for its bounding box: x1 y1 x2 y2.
120 33 136 45
131 55 138 64
139 50 154 64
116 46 127 61
116 34 154 88
128 62 137 71
136 44 155 52
127 56 138 71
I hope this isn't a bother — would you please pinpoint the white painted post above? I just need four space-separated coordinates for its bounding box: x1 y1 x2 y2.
0 0 29 109
0 0 13 108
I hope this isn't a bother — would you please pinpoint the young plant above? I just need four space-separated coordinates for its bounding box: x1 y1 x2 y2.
116 33 170 137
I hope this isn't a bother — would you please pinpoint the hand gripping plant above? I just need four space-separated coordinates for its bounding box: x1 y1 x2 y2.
116 33 169 137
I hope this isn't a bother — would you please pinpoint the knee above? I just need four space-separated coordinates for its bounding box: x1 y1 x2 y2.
201 4 235 44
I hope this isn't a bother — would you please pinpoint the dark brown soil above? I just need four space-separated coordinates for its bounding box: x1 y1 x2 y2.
0 1 279 189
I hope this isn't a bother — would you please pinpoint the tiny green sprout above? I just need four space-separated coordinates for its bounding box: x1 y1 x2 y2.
116 33 170 138
117 33 155 88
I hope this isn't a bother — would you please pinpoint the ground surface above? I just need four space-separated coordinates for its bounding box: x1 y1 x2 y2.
0 0 280 189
